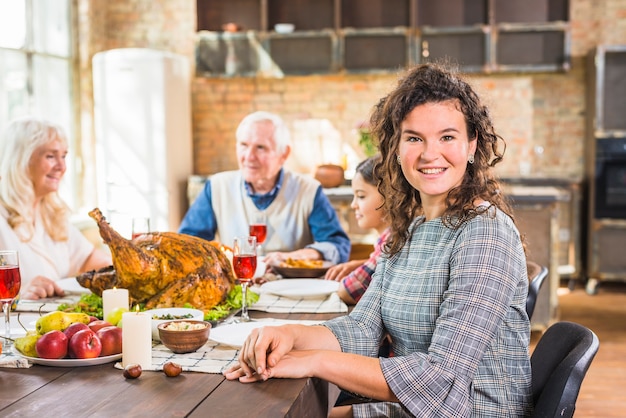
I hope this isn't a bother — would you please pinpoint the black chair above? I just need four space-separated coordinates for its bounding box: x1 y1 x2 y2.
526 261 549 319
531 321 600 418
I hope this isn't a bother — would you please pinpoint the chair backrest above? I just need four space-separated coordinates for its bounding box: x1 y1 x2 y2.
526 261 549 319
531 321 600 418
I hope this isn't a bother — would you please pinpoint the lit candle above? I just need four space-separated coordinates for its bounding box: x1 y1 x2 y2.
122 308 152 368
102 288 129 322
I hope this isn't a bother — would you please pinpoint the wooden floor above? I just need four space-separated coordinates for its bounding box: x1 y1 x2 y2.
532 280 626 417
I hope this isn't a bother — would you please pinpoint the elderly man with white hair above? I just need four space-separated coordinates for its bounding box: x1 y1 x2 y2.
178 111 351 266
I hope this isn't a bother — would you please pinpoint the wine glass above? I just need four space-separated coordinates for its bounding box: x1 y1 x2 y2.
132 217 151 239
249 212 267 255
233 236 257 322
0 250 21 348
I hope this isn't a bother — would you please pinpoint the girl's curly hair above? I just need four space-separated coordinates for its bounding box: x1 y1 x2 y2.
370 63 516 255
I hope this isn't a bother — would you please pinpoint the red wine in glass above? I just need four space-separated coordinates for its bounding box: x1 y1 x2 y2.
1 250 21 346
233 254 257 283
249 224 267 245
249 212 267 256
0 265 21 300
233 236 257 322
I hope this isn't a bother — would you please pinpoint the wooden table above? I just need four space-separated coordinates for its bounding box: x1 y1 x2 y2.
1 311 342 418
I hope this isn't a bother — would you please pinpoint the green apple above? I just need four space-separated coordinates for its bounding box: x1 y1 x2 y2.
105 307 128 326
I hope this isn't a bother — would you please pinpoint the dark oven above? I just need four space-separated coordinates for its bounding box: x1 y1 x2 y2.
594 138 626 219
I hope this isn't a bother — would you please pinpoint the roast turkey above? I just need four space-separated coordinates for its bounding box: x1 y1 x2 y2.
77 208 236 311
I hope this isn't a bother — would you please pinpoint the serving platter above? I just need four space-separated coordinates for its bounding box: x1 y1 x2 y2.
12 346 122 367
271 261 333 278
260 279 339 299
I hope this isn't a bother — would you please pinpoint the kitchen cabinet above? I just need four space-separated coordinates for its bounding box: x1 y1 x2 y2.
503 178 584 287
507 186 569 330
584 45 626 295
195 0 570 76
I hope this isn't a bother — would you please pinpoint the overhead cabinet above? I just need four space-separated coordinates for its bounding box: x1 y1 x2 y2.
196 0 570 76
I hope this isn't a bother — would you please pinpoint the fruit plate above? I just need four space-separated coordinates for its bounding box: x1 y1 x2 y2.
11 346 121 367
271 261 333 278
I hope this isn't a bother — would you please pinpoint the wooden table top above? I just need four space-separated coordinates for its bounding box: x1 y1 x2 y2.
1 311 342 418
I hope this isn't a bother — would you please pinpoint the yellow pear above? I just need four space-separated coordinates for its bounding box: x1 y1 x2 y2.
14 334 42 357
35 311 91 334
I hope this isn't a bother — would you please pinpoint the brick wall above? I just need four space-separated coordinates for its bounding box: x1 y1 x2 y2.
77 0 626 187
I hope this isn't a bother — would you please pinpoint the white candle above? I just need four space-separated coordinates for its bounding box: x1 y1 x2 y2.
102 288 129 321
122 310 152 368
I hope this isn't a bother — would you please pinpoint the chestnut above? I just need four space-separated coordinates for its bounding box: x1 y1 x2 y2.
123 363 142 379
163 361 182 377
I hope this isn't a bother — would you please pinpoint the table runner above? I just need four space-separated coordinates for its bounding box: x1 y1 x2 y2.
0 349 32 368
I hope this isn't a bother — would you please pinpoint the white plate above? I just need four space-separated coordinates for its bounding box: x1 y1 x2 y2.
12 346 121 367
209 321 270 348
210 319 323 348
57 277 91 295
260 279 339 299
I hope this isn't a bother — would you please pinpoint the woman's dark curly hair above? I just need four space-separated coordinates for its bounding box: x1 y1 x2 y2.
371 63 516 255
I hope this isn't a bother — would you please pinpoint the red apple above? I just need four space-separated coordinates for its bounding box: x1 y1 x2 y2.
96 326 122 356
68 329 102 359
89 316 99 323
36 330 68 359
88 320 112 333
63 322 90 341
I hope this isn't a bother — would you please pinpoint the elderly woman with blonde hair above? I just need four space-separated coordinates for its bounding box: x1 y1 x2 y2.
0 117 111 299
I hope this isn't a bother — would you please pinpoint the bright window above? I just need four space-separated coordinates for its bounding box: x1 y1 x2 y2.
0 0 76 208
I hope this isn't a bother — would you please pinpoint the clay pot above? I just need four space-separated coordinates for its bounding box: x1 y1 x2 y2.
314 164 345 188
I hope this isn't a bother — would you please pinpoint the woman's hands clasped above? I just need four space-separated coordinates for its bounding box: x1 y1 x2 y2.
223 324 314 382
224 324 294 381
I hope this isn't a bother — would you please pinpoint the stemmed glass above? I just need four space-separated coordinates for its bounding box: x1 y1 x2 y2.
131 217 151 239
248 212 267 255
233 236 257 322
0 250 21 348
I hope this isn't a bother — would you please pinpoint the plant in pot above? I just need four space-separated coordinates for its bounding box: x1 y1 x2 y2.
356 121 377 157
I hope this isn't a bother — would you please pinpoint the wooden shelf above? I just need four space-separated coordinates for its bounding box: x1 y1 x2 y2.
196 0 570 76
417 0 487 27
268 0 335 31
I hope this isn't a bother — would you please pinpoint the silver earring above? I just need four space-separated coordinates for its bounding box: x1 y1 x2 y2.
468 154 474 164
396 155 401 164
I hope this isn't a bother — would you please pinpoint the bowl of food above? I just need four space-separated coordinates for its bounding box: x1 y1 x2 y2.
157 320 212 354
271 258 334 278
145 308 205 341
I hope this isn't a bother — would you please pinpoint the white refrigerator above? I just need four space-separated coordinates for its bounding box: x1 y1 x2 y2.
92 48 192 237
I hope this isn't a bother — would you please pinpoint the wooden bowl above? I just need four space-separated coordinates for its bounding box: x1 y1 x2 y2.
157 320 211 354
314 164 345 188
145 307 205 341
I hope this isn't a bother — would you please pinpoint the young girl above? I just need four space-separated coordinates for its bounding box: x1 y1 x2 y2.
325 154 390 305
